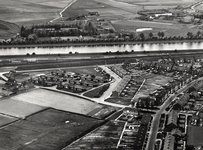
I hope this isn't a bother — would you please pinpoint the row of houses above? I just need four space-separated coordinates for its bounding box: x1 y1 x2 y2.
108 65 129 77
163 111 185 150
112 75 131 97
134 113 152 150
138 58 200 73
137 76 193 108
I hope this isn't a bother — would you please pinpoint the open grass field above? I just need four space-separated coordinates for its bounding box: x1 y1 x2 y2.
0 99 46 119
135 72 172 98
0 108 104 150
0 114 18 127
10 88 104 115
187 126 203 146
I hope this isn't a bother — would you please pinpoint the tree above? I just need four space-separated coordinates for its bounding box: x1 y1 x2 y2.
158 31 164 39
149 32 153 39
196 31 202 37
158 32 162 39
187 32 193 38
139 33 145 41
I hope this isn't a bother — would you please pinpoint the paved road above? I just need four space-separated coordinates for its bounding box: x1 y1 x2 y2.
147 79 200 150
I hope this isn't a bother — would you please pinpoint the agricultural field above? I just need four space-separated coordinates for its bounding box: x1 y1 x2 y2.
0 108 104 150
0 20 20 39
0 0 72 26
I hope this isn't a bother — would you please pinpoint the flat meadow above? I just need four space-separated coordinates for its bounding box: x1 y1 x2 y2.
10 88 104 115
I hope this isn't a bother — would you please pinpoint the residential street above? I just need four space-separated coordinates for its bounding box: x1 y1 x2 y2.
147 78 201 150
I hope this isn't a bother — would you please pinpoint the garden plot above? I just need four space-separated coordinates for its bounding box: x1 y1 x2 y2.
0 114 18 128
0 99 46 119
11 89 103 115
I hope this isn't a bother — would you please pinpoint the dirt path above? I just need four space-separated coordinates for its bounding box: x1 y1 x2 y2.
50 0 77 23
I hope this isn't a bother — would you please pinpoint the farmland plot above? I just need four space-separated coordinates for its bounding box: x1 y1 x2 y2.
0 109 103 150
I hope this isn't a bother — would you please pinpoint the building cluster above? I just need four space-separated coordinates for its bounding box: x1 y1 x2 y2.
116 108 151 150
137 6 203 25
109 65 144 105
157 79 203 150
137 76 192 108
134 113 152 150
134 57 203 109
160 110 186 150
32 69 111 93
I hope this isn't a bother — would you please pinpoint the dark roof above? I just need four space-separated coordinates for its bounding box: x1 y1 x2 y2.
134 126 147 147
141 113 151 126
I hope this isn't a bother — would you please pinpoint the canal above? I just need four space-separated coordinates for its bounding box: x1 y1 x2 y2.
0 41 202 55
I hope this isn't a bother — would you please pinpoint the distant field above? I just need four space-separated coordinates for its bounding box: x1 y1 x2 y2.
11 88 104 115
195 4 203 11
0 0 72 26
111 20 179 30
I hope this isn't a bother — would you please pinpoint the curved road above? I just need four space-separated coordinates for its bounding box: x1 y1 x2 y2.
0 65 126 108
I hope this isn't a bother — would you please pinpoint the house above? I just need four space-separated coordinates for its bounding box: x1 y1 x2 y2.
163 133 175 150
140 113 151 126
134 126 148 150
110 65 129 77
137 97 155 108
113 75 131 96
74 85 86 92
88 12 99 16
167 110 178 131
171 128 182 140
153 88 170 105
192 80 203 91
173 93 190 110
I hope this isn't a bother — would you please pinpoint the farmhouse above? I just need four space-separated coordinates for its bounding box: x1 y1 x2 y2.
88 12 99 16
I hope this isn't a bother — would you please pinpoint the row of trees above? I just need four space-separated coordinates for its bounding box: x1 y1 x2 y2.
1 32 203 46
20 21 98 38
